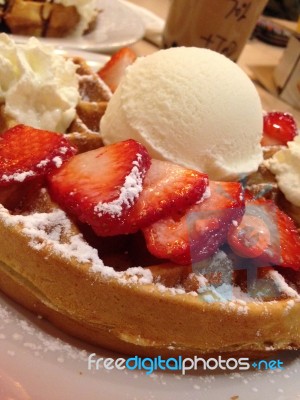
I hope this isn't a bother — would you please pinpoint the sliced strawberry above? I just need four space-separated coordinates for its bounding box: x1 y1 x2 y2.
261 111 298 146
228 196 300 271
98 47 137 93
275 210 300 270
0 124 77 187
92 159 208 236
48 139 151 235
143 181 245 265
228 214 271 258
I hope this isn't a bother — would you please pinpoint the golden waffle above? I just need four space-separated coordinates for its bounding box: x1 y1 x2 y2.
0 41 298 358
0 56 111 153
0 182 298 359
2 0 98 37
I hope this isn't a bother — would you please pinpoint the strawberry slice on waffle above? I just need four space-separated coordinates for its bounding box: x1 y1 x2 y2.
0 124 77 185
49 145 208 237
228 195 300 271
143 181 245 265
48 139 151 236
98 48 137 93
98 159 209 236
0 124 77 209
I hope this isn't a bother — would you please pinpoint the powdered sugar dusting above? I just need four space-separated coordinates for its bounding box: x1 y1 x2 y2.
268 270 300 299
1 170 35 183
0 300 90 363
0 200 299 301
119 267 153 285
1 145 73 184
0 205 152 285
94 153 145 218
198 283 252 306
52 156 63 168
0 203 205 295
36 159 50 168
59 146 68 155
196 182 210 204
36 145 74 171
78 74 112 102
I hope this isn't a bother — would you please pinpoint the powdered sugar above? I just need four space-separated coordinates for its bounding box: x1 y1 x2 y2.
59 146 68 155
284 299 297 315
36 159 50 168
198 283 252 304
94 153 145 218
36 157 60 170
1 146 73 184
0 299 90 363
52 156 63 168
36 146 74 170
0 200 206 295
0 196 299 302
195 183 210 204
1 170 35 183
268 270 300 299
78 74 112 102
119 267 153 285
0 205 153 285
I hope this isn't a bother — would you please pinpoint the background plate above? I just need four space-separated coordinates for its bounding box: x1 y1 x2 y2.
8 0 145 53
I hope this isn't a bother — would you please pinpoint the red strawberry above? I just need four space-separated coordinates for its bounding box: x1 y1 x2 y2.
48 139 151 235
261 111 298 146
143 181 245 265
0 125 77 187
92 159 208 236
228 213 271 259
98 48 137 92
228 196 300 271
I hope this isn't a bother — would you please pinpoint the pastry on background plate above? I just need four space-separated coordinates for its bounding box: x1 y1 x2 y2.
0 45 299 359
1 0 99 37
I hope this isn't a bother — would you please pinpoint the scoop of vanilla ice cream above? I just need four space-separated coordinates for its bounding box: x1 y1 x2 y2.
265 135 300 207
0 34 80 133
101 47 263 180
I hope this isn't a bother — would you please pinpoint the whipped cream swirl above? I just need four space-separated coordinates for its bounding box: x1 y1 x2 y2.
0 34 80 133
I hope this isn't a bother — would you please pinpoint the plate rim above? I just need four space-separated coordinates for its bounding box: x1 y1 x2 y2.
5 0 145 53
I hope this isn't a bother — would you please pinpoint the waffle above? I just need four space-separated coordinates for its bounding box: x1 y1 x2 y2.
0 56 111 153
0 45 299 357
2 0 98 37
246 146 300 227
0 177 298 359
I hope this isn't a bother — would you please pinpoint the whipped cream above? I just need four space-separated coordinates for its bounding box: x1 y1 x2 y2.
50 0 98 36
265 135 300 207
0 34 80 133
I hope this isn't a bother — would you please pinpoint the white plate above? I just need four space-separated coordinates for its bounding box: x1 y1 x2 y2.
0 293 299 400
55 49 110 72
7 0 145 53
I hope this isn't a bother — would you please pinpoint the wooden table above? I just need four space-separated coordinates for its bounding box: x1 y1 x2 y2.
127 0 300 125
